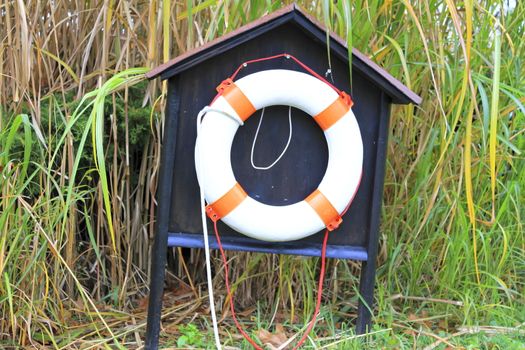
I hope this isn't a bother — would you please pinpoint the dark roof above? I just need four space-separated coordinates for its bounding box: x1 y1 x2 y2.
147 3 421 105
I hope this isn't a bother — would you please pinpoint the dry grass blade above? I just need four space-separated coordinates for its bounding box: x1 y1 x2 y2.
15 0 30 88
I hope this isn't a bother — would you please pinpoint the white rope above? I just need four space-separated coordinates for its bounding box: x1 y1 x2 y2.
196 105 240 350
198 105 244 126
250 106 293 170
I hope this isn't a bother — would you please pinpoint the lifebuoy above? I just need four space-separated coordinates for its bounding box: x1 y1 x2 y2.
196 69 363 242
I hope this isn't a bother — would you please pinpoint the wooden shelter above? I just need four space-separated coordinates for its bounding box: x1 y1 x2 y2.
144 4 420 349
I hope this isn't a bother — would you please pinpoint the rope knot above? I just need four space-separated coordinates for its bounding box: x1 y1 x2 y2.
216 78 234 93
340 91 354 108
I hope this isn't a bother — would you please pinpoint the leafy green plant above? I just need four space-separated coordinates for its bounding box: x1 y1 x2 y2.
176 324 206 348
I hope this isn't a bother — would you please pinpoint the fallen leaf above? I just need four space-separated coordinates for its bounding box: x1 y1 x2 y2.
237 306 257 317
257 324 288 349
136 296 149 310
402 328 416 336
170 281 193 297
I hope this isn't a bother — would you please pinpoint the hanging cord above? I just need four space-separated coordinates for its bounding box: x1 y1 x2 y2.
196 108 222 350
198 105 244 126
196 106 244 350
229 54 341 94
291 229 329 349
212 53 352 107
250 106 293 170
213 221 330 350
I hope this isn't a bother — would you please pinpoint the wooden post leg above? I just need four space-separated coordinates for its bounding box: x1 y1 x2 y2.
356 259 377 334
144 230 168 350
145 81 180 349
355 91 390 335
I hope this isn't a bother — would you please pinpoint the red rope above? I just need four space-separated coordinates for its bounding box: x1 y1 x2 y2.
290 229 329 350
213 220 263 349
213 220 329 349
212 53 345 103
231 53 343 94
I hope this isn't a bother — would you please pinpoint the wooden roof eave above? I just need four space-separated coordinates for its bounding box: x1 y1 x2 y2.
146 4 421 105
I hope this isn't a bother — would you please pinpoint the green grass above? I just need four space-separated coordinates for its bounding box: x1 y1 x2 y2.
1 0 525 348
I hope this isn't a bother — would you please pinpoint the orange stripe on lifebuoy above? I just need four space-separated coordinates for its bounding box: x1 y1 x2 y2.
313 94 352 131
305 189 342 231
206 183 247 222
220 81 256 122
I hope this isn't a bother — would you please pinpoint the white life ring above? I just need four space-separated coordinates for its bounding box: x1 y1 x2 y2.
195 69 363 242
